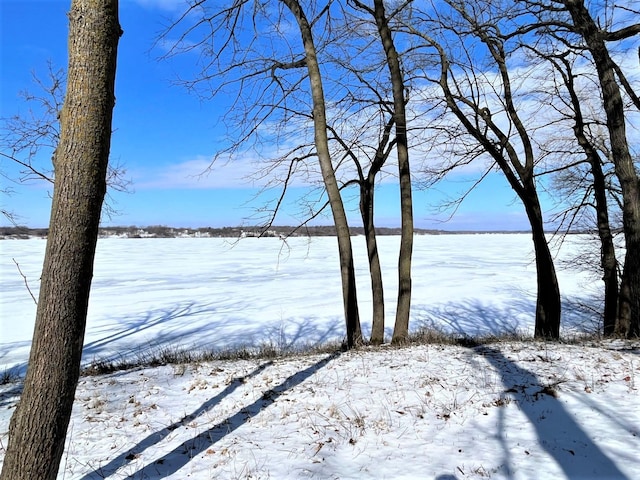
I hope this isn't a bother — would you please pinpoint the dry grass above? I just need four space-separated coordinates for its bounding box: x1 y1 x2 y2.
0 325 628 384
76 326 620 379
81 340 345 377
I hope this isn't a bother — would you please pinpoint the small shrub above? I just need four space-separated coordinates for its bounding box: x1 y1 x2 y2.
1 368 20 385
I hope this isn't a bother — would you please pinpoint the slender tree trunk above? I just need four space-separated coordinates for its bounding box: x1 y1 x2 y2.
370 0 414 343
572 88 619 335
592 158 619 335
281 0 362 347
563 0 640 337
523 188 562 339
0 2 120 479
360 179 385 344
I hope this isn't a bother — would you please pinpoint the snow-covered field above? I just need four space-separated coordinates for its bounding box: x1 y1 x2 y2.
0 234 600 372
1 235 639 479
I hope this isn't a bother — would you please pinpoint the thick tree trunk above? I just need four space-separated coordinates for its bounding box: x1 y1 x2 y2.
370 0 414 344
360 180 385 344
563 0 640 337
0 2 120 479
618 249 640 337
281 0 362 347
523 190 562 339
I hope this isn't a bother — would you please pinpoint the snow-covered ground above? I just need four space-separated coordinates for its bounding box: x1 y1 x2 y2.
1 235 638 479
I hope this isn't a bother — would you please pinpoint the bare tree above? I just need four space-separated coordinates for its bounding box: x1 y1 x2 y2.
537 51 620 335
1 63 130 221
277 7 393 345
509 0 640 335
406 0 562 338
325 109 395 345
280 0 363 347
1 64 63 224
349 0 414 343
161 1 363 347
507 34 623 335
0 63 62 186
354 123 392 344
0 1 121 478
320 3 411 344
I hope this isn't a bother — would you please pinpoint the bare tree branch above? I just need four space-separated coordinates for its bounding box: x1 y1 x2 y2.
13 258 38 305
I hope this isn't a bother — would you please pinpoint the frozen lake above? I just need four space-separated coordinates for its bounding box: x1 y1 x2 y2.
0 234 600 373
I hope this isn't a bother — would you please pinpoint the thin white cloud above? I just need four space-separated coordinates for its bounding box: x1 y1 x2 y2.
131 151 324 191
132 156 255 190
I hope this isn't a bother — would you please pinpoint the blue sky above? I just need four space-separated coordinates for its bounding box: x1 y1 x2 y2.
0 0 534 230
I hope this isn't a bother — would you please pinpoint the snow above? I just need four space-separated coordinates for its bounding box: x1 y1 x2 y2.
1 235 639 479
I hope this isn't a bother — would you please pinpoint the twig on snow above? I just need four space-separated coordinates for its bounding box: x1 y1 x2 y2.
13 258 37 305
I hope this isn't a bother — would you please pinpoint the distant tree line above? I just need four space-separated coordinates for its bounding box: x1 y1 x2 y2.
0 225 539 239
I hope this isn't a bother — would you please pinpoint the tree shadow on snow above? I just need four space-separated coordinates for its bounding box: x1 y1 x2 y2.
76 360 272 480
466 341 628 479
79 351 340 479
80 301 232 365
0 302 225 380
81 300 344 366
0 341 33 379
411 293 603 338
259 316 342 351
1 302 342 409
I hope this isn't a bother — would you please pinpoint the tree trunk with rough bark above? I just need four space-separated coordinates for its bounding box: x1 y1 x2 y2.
281 0 362 348
0 1 120 479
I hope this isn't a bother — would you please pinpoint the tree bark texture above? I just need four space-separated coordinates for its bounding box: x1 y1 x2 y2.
563 0 640 337
280 0 362 347
0 1 120 479
371 0 414 343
